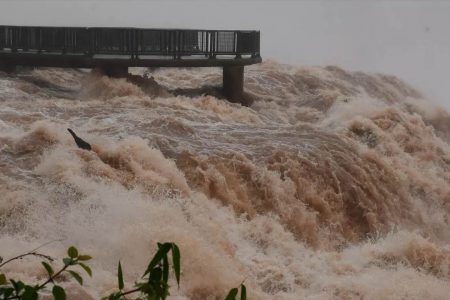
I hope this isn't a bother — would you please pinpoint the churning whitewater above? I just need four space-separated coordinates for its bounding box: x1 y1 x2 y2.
1 60 450 299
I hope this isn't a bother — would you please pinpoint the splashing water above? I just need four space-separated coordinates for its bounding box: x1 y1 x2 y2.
1 61 450 299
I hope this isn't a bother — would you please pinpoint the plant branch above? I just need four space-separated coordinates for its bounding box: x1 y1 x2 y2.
0 252 54 268
119 287 141 297
37 264 69 290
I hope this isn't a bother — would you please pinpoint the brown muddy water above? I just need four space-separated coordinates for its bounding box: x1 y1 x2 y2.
1 60 450 299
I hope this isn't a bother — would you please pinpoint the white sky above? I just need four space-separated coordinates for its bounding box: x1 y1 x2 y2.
1 0 450 108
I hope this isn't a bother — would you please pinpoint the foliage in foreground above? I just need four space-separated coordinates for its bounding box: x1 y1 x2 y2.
0 246 92 300
103 242 180 300
0 243 246 300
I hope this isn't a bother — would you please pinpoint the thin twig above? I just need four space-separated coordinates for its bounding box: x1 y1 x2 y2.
29 239 64 253
0 252 54 268
0 239 62 268
119 287 141 297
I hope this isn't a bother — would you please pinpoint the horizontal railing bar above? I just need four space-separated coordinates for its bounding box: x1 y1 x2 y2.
0 25 258 32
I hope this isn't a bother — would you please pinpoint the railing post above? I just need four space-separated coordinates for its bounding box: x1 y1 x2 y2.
89 28 94 56
0 26 3 50
12 27 17 52
175 30 179 59
172 30 176 60
213 31 216 58
128 29 131 58
209 31 215 59
136 29 141 60
234 31 241 59
23 27 28 51
178 30 182 59
252 31 259 58
62 28 67 54
38 28 43 53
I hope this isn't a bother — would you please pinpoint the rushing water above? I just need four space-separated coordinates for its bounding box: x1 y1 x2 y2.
1 60 450 299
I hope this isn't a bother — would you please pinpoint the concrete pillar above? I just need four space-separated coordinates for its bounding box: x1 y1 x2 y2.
0 62 16 73
223 65 245 105
98 66 129 78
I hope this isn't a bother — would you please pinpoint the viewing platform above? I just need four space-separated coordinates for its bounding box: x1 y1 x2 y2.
0 26 262 105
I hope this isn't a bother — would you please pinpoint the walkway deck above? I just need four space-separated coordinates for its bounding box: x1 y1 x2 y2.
0 26 261 105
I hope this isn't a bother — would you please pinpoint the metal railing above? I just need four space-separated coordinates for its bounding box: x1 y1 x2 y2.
0 26 260 59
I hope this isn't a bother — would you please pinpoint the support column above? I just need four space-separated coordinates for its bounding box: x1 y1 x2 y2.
97 66 129 78
0 62 16 73
223 65 245 105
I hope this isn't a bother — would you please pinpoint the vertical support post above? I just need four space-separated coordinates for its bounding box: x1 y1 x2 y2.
38 28 42 53
23 27 28 51
223 65 245 105
98 66 129 78
134 29 140 60
0 61 16 73
12 27 17 52
62 28 67 54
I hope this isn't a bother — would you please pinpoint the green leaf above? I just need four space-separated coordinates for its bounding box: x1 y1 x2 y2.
10 279 25 293
161 281 170 300
52 285 66 300
77 255 92 261
67 246 78 259
79 262 92 277
171 243 181 287
0 273 6 285
138 281 154 291
147 293 157 300
143 243 172 277
68 270 83 285
162 255 169 284
1 287 14 297
149 267 162 283
225 288 238 300
118 261 124 290
42 261 54 276
9 279 17 290
62 258 72 266
240 284 247 300
107 293 122 300
22 286 38 300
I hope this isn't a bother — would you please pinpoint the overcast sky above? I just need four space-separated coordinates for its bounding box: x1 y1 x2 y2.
1 0 450 108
